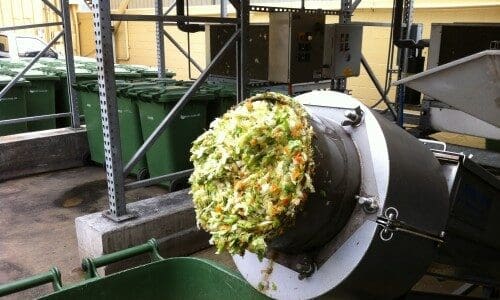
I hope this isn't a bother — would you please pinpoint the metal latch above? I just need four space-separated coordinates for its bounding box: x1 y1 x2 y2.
376 207 445 243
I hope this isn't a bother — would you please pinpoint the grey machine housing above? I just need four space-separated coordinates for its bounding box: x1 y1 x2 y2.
234 91 500 299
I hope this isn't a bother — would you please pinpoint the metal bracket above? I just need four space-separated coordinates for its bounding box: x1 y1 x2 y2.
419 139 447 151
356 195 379 213
295 256 316 280
376 207 445 243
249 5 340 15
102 209 138 222
341 106 364 127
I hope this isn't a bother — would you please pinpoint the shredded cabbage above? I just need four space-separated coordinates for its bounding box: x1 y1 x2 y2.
189 92 315 258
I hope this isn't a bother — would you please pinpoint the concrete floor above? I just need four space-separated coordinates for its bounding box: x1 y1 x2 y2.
0 166 168 299
0 166 483 299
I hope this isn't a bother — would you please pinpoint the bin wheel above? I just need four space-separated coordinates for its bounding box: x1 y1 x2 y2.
136 168 149 181
82 151 92 165
170 177 189 192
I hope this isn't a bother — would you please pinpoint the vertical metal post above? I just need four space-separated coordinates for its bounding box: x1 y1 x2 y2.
91 0 133 221
221 0 228 17
332 0 353 92
235 3 241 102
396 0 414 126
238 0 249 101
61 0 80 128
155 0 166 78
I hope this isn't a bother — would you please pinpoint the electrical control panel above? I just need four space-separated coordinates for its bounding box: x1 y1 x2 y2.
322 24 363 78
206 24 269 80
268 12 325 83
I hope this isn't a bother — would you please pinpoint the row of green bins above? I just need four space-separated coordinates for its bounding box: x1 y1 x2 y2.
116 64 176 79
0 75 30 135
6 68 59 131
131 85 210 186
40 64 141 128
52 66 98 127
75 80 149 179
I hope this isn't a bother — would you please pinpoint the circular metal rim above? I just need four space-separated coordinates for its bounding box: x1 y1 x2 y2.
233 91 391 299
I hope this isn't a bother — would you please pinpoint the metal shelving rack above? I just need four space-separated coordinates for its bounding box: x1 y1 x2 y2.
91 0 368 222
0 0 80 129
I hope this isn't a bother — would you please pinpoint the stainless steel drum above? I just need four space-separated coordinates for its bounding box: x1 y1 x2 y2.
233 91 450 300
268 116 361 254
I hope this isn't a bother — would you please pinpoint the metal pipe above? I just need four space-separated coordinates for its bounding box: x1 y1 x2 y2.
360 54 397 118
125 169 193 190
351 0 362 10
239 0 249 100
155 0 166 78
61 0 80 128
0 31 63 101
42 0 63 17
187 31 193 79
393 0 403 44
0 268 62 297
221 0 228 17
228 0 239 10
0 113 71 126
110 14 238 24
123 29 241 176
350 21 392 27
163 29 203 72
176 0 204 32
165 1 176 15
0 22 63 32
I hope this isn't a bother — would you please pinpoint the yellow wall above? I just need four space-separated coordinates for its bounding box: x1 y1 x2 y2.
0 0 68 52
75 4 500 106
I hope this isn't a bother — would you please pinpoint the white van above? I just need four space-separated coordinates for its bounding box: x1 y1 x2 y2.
0 32 59 59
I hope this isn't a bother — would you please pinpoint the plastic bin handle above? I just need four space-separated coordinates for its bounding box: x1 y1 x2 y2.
0 268 62 297
81 238 163 279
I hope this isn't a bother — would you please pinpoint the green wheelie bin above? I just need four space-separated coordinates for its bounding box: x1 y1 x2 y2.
42 65 136 128
205 84 237 128
6 68 60 131
0 239 269 300
0 75 30 136
133 85 210 187
76 80 149 179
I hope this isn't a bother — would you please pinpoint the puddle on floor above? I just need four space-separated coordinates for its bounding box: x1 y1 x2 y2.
54 180 107 212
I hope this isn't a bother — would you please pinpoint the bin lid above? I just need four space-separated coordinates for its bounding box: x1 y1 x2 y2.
33 57 64 65
80 63 142 78
0 74 30 86
9 68 59 80
143 77 178 85
0 61 26 69
155 86 211 103
54 66 98 78
116 64 176 78
114 67 141 78
73 79 98 92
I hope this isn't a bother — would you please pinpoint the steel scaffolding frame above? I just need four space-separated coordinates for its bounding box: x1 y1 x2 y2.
91 0 384 222
0 0 81 128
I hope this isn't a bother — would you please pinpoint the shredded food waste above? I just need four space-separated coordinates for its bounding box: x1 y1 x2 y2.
189 92 315 258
